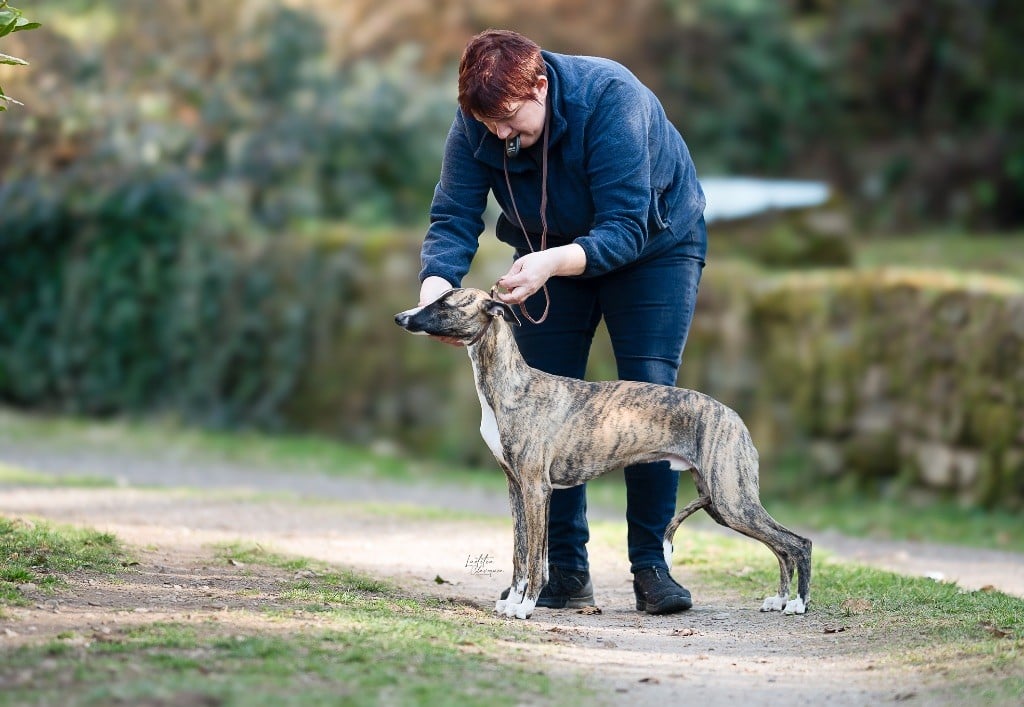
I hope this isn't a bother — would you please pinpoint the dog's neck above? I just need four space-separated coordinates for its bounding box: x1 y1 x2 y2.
466 317 532 392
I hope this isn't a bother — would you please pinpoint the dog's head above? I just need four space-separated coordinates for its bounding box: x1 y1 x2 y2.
394 288 520 344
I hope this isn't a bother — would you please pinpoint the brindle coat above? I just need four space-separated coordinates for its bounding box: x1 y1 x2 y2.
395 288 812 619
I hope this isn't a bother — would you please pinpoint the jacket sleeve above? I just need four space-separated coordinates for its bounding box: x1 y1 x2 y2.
574 79 654 278
419 113 492 286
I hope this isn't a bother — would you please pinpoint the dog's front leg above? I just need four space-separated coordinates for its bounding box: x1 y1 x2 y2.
496 472 529 616
502 477 550 620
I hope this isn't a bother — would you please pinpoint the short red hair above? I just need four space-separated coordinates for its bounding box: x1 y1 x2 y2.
458 30 547 120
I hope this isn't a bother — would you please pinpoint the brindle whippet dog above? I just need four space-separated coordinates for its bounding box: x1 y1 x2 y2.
395 288 812 620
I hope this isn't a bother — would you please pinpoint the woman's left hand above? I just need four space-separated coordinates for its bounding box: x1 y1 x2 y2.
496 245 587 304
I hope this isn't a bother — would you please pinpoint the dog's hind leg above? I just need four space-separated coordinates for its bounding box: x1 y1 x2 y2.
711 495 812 615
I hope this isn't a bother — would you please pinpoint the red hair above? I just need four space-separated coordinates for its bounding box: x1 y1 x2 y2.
458 30 547 120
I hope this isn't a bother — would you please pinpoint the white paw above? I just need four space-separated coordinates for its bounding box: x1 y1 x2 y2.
513 598 536 620
760 594 787 612
501 594 536 614
494 598 508 613
783 596 806 615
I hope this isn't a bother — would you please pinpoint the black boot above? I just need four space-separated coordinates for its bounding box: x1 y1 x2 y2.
633 566 692 614
499 565 595 609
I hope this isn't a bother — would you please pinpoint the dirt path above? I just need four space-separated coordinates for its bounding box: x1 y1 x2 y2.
2 442 1022 704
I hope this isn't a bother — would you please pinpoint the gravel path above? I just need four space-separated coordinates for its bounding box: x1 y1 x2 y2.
3 442 1020 598
2 439 1022 705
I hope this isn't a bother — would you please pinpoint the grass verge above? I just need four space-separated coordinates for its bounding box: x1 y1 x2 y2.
3 518 1020 704
2 407 1022 554
0 535 588 707
0 515 127 610
593 519 1024 701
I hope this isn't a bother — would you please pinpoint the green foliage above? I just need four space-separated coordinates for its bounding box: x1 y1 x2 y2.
0 1 453 229
0 168 315 429
0 0 40 111
658 0 1024 229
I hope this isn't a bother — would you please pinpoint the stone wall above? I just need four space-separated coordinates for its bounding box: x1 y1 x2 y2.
746 268 1024 508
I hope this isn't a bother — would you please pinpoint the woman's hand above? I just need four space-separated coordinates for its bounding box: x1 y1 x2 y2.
496 245 586 305
419 276 454 306
417 276 464 346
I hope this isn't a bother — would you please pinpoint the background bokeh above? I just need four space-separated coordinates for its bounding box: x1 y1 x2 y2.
1 0 1021 506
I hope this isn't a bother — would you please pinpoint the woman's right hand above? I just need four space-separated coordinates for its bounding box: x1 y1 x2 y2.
417 277 464 347
418 276 454 306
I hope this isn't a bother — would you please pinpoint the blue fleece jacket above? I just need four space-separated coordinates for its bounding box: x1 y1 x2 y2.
420 51 706 286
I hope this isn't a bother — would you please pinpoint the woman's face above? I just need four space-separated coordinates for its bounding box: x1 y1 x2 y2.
475 77 548 149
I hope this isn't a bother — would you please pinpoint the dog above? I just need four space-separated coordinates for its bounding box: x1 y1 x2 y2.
395 287 811 619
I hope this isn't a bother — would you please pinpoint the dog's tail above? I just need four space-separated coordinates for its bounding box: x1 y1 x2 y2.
662 496 710 567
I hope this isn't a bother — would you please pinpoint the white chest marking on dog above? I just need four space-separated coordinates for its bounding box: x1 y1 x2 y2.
470 359 506 465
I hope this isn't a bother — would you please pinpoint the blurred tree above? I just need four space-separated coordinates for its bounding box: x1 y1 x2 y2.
656 0 1024 230
0 0 40 111
1 0 1022 231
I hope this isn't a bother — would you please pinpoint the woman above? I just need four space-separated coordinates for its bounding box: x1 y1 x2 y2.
418 29 707 614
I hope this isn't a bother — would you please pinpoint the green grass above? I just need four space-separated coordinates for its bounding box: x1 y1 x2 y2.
0 538 588 707
753 449 1024 554
0 407 512 495
0 516 127 608
593 518 1024 699
0 462 117 489
2 407 1022 554
0 619 566 707
855 231 1024 280
1 509 1021 703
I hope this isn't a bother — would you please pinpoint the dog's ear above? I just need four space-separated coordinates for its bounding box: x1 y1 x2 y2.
483 298 522 326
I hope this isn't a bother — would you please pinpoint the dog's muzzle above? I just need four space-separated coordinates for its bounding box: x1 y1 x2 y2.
394 306 426 333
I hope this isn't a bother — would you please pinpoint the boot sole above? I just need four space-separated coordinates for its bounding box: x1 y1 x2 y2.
537 593 596 609
636 595 693 614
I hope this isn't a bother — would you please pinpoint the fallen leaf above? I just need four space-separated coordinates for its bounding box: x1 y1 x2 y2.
577 606 602 615
823 625 849 634
434 575 451 585
639 677 660 684
226 559 244 567
978 585 996 592
672 627 697 637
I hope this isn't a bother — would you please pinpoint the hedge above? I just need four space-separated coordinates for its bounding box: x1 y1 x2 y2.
2 172 1020 505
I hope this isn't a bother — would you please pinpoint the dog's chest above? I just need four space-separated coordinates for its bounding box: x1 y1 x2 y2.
470 359 508 464
477 393 505 463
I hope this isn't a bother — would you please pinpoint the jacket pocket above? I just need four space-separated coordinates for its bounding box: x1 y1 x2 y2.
649 187 671 232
